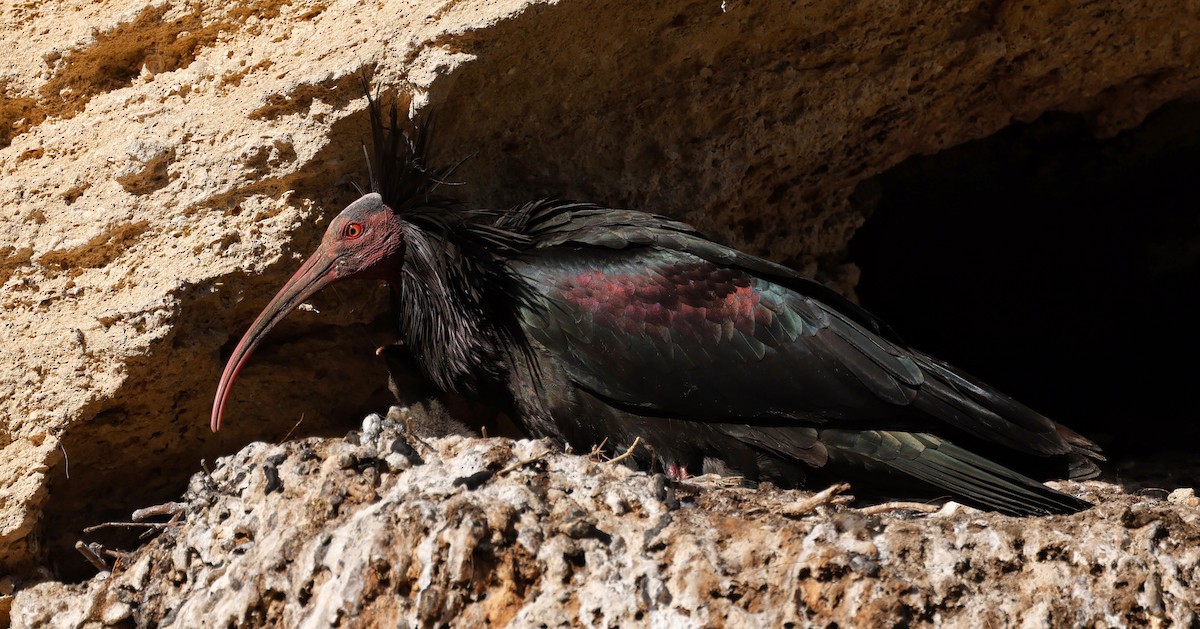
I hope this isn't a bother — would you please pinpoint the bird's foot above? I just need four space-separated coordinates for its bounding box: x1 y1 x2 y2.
666 464 691 482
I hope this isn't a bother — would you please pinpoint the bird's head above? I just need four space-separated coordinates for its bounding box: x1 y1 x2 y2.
211 192 404 431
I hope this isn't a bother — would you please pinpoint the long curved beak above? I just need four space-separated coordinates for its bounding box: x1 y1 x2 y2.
211 251 340 431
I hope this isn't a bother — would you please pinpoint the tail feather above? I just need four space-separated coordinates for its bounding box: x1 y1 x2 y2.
1066 453 1102 481
912 351 1104 465
820 429 1092 516
1058 424 1105 480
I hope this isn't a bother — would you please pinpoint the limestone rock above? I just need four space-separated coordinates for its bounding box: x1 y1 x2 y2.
10 421 1199 627
3 0 1200 623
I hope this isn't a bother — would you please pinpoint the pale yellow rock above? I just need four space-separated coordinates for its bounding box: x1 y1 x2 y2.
1 0 1200 621
0 0 549 582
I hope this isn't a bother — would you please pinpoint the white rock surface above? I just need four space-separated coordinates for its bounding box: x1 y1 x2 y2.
11 421 1200 627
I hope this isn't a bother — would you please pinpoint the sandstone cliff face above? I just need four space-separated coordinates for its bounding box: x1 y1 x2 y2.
1 0 1199 624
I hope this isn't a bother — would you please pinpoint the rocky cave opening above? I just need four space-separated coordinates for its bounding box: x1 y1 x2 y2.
851 100 1200 469
10 2 1200 620
40 86 1200 583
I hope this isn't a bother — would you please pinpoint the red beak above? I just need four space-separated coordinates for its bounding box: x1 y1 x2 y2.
211 251 341 431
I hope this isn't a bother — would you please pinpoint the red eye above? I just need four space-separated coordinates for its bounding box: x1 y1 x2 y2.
344 222 363 239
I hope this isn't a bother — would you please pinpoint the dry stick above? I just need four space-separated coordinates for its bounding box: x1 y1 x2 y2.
133 502 186 521
60 442 70 479
103 548 133 572
497 457 538 476
606 436 643 466
75 541 108 572
780 482 853 516
498 447 552 476
858 501 940 516
82 521 166 534
587 437 610 462
76 501 190 539
684 474 745 489
282 412 306 442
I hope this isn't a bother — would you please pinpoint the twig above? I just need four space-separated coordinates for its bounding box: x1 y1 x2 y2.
133 502 186 521
606 437 643 466
82 500 185 535
587 438 610 462
780 483 853 516
857 501 940 516
82 521 167 534
60 442 70 479
106 550 132 572
681 474 746 489
498 448 551 476
282 413 305 442
75 541 109 572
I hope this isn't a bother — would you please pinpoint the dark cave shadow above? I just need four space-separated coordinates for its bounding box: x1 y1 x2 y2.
851 101 1200 482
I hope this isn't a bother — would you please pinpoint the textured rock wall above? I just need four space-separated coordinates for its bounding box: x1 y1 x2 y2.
2 0 1200 622
9 422 1200 627
0 0 541 581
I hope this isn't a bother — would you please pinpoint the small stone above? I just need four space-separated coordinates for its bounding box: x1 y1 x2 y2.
384 453 412 472
101 601 132 624
453 470 494 490
337 452 357 469
362 413 384 443
263 464 283 494
651 474 679 510
355 444 379 463
1167 487 1197 507
387 436 424 466
0 575 14 595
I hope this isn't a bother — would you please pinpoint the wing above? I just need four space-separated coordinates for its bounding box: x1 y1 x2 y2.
508 201 1098 461
514 246 924 421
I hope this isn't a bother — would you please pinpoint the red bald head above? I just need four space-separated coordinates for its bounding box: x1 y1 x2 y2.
211 193 404 431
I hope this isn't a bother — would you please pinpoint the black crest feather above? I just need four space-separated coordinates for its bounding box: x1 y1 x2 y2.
361 75 458 213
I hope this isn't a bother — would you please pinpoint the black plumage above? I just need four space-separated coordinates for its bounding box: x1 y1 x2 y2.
211 88 1103 516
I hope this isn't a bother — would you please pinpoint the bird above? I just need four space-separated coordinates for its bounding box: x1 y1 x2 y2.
211 85 1104 516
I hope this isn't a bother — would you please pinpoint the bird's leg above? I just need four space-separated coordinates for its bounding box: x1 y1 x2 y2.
666 463 691 482
377 344 477 437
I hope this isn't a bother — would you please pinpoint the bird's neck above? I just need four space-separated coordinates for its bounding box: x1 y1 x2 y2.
391 218 528 394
